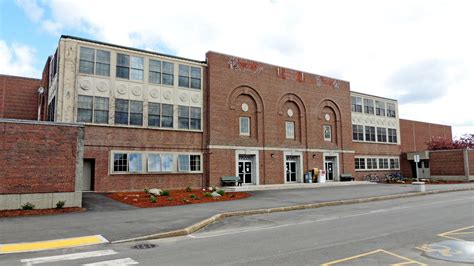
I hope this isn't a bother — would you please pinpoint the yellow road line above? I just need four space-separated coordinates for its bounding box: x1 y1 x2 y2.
438 225 474 241
321 249 426 266
0 235 108 254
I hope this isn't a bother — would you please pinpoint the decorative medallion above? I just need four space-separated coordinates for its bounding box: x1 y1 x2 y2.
179 93 188 102
96 82 107 92
117 85 127 95
287 109 294 117
163 90 172 100
132 86 142 96
242 103 249 112
80 80 91 91
325 114 330 121
150 89 159 99
191 94 200 103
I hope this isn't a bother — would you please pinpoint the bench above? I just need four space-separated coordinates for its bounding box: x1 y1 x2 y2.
221 176 243 186
340 173 355 182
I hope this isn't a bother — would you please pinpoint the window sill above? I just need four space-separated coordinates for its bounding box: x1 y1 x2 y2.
110 171 203 175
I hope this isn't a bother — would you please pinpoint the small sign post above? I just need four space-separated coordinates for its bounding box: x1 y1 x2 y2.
414 155 420 182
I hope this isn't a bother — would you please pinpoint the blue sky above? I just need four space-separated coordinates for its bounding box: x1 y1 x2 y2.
0 0 472 137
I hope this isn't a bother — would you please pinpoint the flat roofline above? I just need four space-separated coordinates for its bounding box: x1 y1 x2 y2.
350 90 397 102
206 50 350 84
61 35 207 65
0 74 41 81
399 118 452 128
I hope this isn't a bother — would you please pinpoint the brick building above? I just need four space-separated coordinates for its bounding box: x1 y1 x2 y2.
1 35 467 202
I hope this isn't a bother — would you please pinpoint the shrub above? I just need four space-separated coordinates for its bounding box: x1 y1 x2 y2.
22 202 35 210
56 200 66 209
190 194 197 199
160 190 170 196
217 189 225 196
167 197 173 201
185 186 192 192
144 188 150 194
204 192 212 197
150 195 157 203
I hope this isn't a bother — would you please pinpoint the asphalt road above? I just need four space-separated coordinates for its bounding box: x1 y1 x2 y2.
2 190 473 265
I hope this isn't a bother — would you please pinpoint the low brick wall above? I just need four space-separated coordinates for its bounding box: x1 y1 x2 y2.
0 119 84 210
430 149 473 181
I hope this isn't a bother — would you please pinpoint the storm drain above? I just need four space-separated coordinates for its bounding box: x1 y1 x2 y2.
132 243 157 249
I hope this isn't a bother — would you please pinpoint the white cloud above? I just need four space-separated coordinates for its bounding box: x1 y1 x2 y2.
18 0 474 136
15 0 44 22
0 40 41 78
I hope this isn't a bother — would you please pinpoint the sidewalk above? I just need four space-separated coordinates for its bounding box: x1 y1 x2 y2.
0 183 472 245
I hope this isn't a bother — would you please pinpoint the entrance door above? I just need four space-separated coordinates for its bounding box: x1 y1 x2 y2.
238 156 253 184
82 159 94 191
286 160 297 182
325 161 334 181
419 160 431 179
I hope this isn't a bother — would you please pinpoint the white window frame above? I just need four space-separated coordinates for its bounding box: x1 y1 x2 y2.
286 121 295 139
240 117 250 136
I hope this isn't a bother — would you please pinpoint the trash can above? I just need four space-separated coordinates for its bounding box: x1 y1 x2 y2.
318 170 326 183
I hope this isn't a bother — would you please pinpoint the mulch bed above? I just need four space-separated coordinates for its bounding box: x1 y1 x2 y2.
105 190 251 208
0 207 85 218
387 180 471 185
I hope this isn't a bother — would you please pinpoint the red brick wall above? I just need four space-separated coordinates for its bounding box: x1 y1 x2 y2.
0 120 82 194
400 119 452 152
83 125 205 191
430 150 465 176
206 52 353 186
469 150 474 176
0 75 41 120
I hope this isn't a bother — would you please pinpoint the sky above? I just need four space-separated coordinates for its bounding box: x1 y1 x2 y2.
0 0 472 137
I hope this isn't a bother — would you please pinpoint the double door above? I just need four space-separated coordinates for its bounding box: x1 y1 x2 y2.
325 160 334 181
286 156 299 183
238 156 254 184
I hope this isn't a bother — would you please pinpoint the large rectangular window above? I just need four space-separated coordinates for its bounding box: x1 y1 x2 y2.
178 65 201 89
115 99 143 126
352 124 364 141
179 65 190 88
115 99 129 125
364 98 374 114
112 152 142 173
365 126 376 142
147 154 173 172
390 158 400 169
286 121 295 139
190 67 201 89
77 95 93 123
355 158 365 170
379 158 389 169
95 50 110 76
116 54 144 80
130 101 143 126
77 96 109 124
161 104 174 128
323 125 332 141
240 117 250 136
190 107 201 130
351 96 362 113
375 101 385 116
162 62 174 85
94 97 109 123
387 103 396 118
79 47 95 74
178 154 201 172
79 47 111 76
377 127 387 142
148 102 161 127
113 153 128 172
366 158 377 169
129 153 143 172
388 128 397 143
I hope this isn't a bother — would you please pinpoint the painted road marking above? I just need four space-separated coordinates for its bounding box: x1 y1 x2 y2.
82 257 139 266
20 249 117 265
0 235 109 254
321 249 426 266
438 225 474 241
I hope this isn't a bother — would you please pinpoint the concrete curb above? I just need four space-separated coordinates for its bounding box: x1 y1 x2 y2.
111 187 473 244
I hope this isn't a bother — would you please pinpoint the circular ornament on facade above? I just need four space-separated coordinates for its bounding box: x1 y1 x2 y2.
191 94 200 103
80 80 91 91
163 90 172 100
117 85 127 95
241 103 249 112
96 82 107 92
150 89 159 98
132 86 142 96
179 93 188 102
325 114 330 121
287 109 294 117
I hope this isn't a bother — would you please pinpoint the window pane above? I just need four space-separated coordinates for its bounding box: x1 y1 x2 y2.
190 107 201 130
178 105 189 129
179 76 190 88
116 66 129 79
149 59 161 72
162 62 174 85
190 155 201 171
179 65 190 87
161 104 174 128
79 61 94 74
79 47 95 74
96 63 110 76
96 50 110 63
94 96 109 124
80 47 94 61
77 95 93 122
149 72 161 84
129 153 142 172
130 56 144 69
130 69 144 81
161 154 173 171
286 121 295 139
191 67 201 79
148 154 161 172
113 153 128 172
130 101 143 126
117 54 130 67
240 117 249 135
324 125 331 141
178 154 190 171
148 102 160 127
115 99 129 125
78 95 93 109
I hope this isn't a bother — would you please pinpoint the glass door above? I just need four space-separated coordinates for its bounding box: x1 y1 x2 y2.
325 161 334 181
238 160 253 184
286 160 297 182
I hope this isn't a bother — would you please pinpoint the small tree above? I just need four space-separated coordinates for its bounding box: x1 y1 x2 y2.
427 134 473 150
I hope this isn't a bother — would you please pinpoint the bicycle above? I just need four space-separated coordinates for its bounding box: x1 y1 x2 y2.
364 173 380 183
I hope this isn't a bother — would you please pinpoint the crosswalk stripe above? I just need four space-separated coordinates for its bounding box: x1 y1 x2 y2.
20 249 117 265
82 257 139 266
